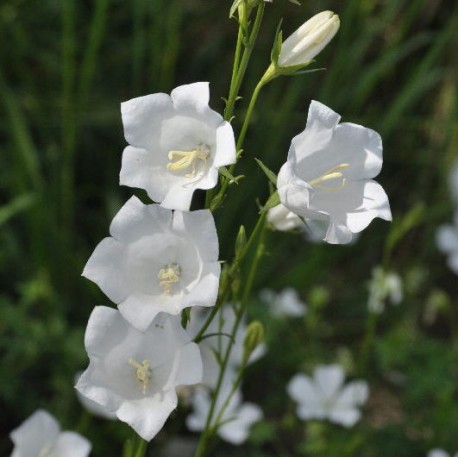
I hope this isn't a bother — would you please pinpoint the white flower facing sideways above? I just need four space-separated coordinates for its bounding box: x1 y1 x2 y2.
367 266 403 314
260 287 307 318
186 378 263 445
287 364 369 427
120 82 236 211
75 306 202 441
277 100 392 244
10 409 91 457
82 195 220 332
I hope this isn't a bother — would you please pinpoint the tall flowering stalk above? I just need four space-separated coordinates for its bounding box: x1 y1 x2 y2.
73 1 392 456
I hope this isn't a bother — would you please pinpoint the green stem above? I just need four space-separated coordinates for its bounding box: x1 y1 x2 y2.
359 311 378 374
195 213 267 456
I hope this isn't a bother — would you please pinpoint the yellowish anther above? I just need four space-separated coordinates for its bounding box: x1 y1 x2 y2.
158 263 181 295
309 163 349 191
167 144 210 178
128 358 151 394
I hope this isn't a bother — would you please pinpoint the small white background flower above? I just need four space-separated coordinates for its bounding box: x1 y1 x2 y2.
76 306 202 441
287 364 369 427
83 196 220 332
367 267 403 314
186 381 262 445
10 409 91 457
260 287 307 317
120 82 236 211
277 100 392 244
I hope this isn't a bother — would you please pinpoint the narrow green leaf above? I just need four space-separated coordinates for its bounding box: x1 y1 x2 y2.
254 158 277 185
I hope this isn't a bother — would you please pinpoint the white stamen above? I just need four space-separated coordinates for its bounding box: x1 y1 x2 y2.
167 144 210 178
128 358 151 394
309 163 349 191
157 263 181 295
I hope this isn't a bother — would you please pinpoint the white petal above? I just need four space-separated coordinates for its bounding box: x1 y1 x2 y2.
82 237 128 303
109 196 172 243
173 209 219 262
218 403 263 445
314 364 345 399
182 262 221 309
10 410 60 457
171 82 210 113
447 254 458 274
267 204 304 232
121 92 173 150
51 432 91 457
213 121 237 168
436 225 458 252
117 392 178 441
277 162 312 216
287 373 317 405
161 182 194 211
327 406 361 427
173 342 203 387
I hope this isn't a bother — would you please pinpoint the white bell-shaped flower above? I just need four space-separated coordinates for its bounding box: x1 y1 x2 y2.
186 381 262 445
82 196 220 332
75 306 202 442
287 364 369 427
120 82 236 211
10 409 91 457
277 100 392 244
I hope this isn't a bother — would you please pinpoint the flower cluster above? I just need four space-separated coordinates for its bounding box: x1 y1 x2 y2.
76 83 236 441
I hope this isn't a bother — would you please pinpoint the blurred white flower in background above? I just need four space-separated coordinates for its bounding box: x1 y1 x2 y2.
287 364 369 427
120 82 236 211
428 449 458 457
188 305 265 389
76 307 202 441
267 203 305 232
10 409 91 457
277 100 392 244
260 287 307 317
186 379 263 445
83 196 220 332
367 266 403 314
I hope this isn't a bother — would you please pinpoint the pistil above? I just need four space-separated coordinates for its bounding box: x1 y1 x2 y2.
157 263 181 295
128 358 152 394
309 163 349 190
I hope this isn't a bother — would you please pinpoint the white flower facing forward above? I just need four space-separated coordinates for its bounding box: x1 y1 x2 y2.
75 307 202 442
287 364 369 427
82 196 220 332
10 409 91 457
120 82 236 211
278 11 340 68
260 287 307 318
436 212 458 274
186 382 263 445
277 100 392 244
188 306 265 389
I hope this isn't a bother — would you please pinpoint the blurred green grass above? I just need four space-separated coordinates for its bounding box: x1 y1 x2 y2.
0 0 457 455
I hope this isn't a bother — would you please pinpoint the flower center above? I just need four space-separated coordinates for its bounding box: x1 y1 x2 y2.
309 163 349 191
128 358 152 394
167 144 210 178
157 263 181 295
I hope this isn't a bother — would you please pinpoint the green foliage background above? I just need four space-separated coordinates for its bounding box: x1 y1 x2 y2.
0 0 457 455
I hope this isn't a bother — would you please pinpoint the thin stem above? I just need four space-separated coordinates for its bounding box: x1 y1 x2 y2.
195 213 267 456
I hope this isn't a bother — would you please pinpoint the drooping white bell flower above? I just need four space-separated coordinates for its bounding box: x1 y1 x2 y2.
186 381 263 445
10 409 91 457
278 11 340 68
287 364 369 427
367 267 403 314
260 287 307 318
436 212 458 274
277 100 392 244
75 306 202 442
188 305 265 389
120 82 236 211
82 196 220 332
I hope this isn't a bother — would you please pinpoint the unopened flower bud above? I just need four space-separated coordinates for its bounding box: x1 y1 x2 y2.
235 225 247 260
243 321 265 363
278 11 340 68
